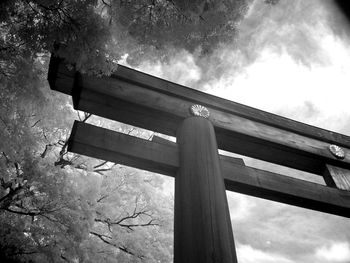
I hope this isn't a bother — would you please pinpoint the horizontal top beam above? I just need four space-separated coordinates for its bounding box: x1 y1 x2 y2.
48 55 350 148
48 55 350 174
114 65 350 147
68 121 350 218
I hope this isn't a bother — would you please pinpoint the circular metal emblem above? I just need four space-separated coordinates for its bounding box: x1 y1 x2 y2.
190 104 210 118
329 144 345 159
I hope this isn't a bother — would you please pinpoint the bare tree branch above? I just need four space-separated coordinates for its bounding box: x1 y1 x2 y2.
90 231 144 259
96 195 108 203
118 219 159 231
93 160 109 169
95 196 159 231
101 0 111 8
31 119 41 128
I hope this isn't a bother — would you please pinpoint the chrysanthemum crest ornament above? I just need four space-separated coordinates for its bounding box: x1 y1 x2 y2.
190 104 210 118
329 144 345 159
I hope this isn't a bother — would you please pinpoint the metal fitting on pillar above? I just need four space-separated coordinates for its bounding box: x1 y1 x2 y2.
189 104 210 118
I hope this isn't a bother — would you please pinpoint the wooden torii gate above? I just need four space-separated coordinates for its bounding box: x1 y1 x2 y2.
48 55 350 262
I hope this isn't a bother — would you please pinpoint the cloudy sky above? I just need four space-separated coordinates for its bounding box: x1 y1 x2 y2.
121 0 350 262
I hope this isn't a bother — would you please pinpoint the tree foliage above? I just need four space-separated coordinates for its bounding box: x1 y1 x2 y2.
0 0 116 75
0 33 173 263
104 0 250 54
0 0 251 74
0 0 253 262
0 56 173 262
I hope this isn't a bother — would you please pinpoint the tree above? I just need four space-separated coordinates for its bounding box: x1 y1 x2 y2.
1 0 251 75
85 168 173 262
0 50 173 262
0 0 117 75
0 54 92 261
103 0 250 56
0 0 253 261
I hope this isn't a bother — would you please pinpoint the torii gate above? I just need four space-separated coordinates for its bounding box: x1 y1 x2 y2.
48 55 350 262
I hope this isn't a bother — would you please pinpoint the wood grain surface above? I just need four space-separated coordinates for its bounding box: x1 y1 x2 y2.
69 121 350 218
174 117 237 263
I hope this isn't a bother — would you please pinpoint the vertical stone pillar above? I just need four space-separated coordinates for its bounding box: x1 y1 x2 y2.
174 105 238 263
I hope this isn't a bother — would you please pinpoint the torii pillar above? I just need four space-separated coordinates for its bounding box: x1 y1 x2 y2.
174 105 237 263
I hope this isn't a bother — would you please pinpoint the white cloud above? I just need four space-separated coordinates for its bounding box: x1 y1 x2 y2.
137 50 202 87
227 192 256 221
237 244 294 263
203 28 350 133
315 242 350 262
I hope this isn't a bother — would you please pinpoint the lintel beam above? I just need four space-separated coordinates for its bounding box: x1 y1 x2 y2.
48 56 350 175
68 121 350 218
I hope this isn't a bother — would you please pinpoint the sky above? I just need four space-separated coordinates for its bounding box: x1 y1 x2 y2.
120 0 350 262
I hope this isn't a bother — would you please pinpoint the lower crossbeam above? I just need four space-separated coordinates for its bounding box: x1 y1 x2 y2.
68 121 350 218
